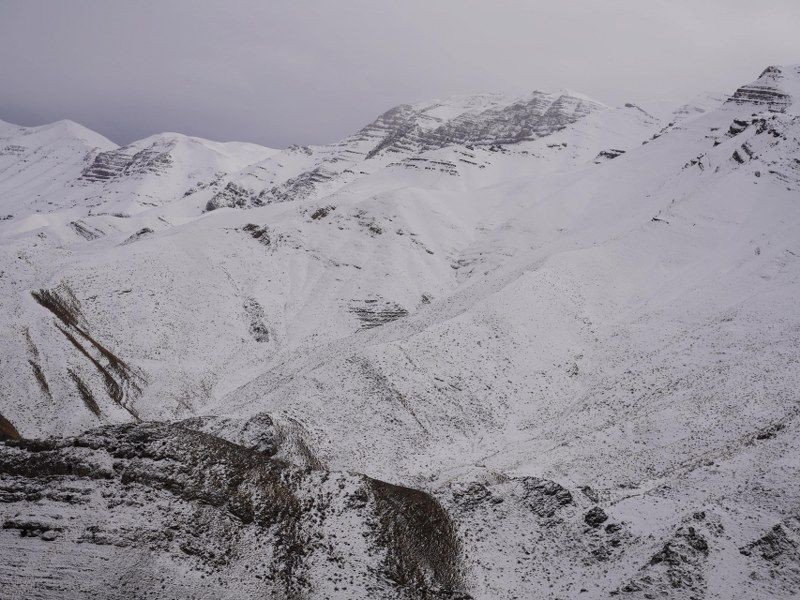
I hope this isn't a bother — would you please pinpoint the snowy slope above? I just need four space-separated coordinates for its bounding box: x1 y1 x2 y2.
0 119 116 221
201 89 654 211
1 65 800 599
79 132 279 215
0 122 278 226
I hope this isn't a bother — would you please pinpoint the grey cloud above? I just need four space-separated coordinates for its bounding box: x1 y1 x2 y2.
1 0 798 147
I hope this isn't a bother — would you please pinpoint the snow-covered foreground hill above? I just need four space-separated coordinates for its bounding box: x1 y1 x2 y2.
1 65 799 599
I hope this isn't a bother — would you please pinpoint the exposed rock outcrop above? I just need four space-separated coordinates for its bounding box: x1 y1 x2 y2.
0 422 468 599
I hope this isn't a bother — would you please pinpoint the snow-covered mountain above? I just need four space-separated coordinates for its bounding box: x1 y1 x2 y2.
0 122 278 225
1 65 800 599
201 89 657 212
0 119 114 220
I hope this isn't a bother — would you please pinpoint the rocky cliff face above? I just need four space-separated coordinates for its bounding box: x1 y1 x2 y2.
205 90 610 211
726 64 800 113
80 139 176 182
357 91 603 158
0 421 466 600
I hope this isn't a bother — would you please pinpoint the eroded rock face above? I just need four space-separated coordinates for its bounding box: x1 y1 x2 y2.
358 91 602 159
81 141 176 182
726 65 798 113
200 88 612 214
205 181 258 211
739 516 800 596
584 506 608 527
206 168 339 211
0 412 21 441
349 297 409 329
0 422 467 600
613 512 719 599
29 285 145 422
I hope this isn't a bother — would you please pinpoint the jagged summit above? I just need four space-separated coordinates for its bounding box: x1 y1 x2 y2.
348 89 605 158
726 63 800 113
203 87 631 212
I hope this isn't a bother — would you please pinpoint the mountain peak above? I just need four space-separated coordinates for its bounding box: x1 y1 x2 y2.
726 63 800 114
352 88 605 159
0 116 117 151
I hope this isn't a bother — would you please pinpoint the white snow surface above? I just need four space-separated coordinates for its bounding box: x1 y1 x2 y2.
1 66 800 599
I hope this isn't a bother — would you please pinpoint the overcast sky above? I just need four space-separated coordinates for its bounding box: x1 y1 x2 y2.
1 0 799 148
